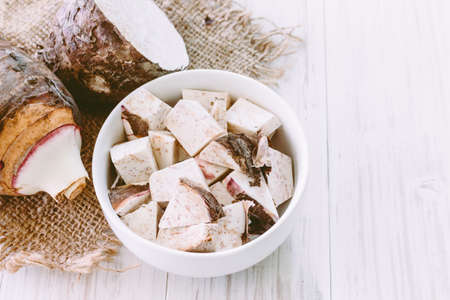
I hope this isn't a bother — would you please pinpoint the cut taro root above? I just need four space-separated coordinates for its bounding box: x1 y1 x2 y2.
110 137 158 184
121 201 162 241
236 194 276 235
182 89 230 129
121 107 148 141
0 41 87 199
254 136 294 206
198 141 241 170
253 135 271 168
109 183 150 216
223 170 278 234
149 158 208 206
213 201 249 251
210 181 235 206
194 157 229 185
158 178 224 229
198 133 261 186
157 223 218 252
40 0 189 103
108 89 296 252
12 125 88 200
165 100 226 156
226 98 281 140
121 89 172 140
149 130 177 169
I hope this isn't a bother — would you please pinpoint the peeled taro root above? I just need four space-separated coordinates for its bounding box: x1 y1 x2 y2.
0 41 88 200
40 0 189 104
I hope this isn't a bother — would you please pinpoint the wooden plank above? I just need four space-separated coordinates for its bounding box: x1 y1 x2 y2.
324 0 450 299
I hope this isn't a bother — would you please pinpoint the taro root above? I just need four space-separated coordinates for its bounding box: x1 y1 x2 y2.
235 193 275 235
121 89 172 140
226 98 281 140
165 100 226 156
199 133 261 186
121 201 162 240
194 157 229 185
181 89 231 129
149 158 208 207
254 136 294 206
210 181 235 206
109 183 150 216
158 178 224 229
157 223 218 252
223 170 278 234
149 130 177 169
0 40 87 200
110 137 158 184
40 0 189 104
213 201 249 251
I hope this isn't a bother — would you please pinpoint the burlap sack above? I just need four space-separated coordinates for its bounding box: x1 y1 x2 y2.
0 0 299 273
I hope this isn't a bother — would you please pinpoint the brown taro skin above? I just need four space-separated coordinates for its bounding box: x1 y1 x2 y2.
121 106 149 138
235 193 275 235
0 41 79 124
0 40 80 195
39 0 165 105
216 133 261 186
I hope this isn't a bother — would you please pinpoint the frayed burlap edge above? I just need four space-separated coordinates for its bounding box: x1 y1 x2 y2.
0 0 301 273
2 246 119 273
156 0 301 85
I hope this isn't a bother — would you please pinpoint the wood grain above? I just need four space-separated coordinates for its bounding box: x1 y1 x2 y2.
325 0 450 299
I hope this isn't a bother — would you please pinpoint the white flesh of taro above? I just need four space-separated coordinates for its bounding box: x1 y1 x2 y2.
210 181 235 206
122 89 172 135
165 100 226 156
213 201 247 251
253 135 271 168
226 98 281 140
182 89 230 129
194 157 229 185
148 130 177 169
110 137 158 184
121 201 162 241
149 158 208 206
255 136 294 206
223 170 279 221
94 0 189 71
157 223 218 252
158 179 223 229
198 141 241 170
12 124 88 199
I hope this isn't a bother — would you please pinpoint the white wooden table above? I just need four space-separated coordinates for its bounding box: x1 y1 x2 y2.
1 0 450 299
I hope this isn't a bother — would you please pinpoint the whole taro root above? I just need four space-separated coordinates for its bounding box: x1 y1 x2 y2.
40 0 189 105
0 40 88 200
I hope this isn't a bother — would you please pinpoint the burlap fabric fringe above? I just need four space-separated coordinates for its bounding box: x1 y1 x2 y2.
0 0 300 273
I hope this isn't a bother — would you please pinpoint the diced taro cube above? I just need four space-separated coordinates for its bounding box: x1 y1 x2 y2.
110 137 158 184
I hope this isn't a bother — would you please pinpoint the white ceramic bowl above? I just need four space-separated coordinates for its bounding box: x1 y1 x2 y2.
92 69 308 277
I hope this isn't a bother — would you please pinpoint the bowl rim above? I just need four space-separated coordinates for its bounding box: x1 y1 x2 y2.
92 69 309 258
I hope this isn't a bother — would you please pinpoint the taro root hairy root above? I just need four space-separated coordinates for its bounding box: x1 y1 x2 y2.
40 0 189 104
0 41 88 200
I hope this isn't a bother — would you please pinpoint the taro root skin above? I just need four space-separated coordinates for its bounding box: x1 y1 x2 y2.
40 0 189 104
0 41 86 199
